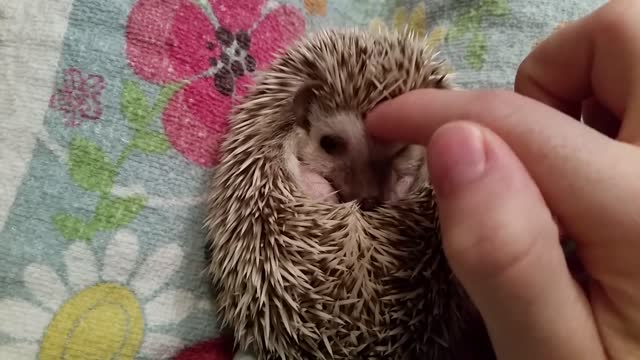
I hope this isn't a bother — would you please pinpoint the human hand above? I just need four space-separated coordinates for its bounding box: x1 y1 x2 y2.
366 1 640 359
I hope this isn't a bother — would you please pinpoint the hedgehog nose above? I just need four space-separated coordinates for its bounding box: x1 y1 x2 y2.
359 197 382 211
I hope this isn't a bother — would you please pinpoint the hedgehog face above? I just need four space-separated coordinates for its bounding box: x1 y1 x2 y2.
291 81 427 208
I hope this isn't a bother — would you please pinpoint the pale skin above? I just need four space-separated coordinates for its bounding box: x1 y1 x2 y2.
366 1 640 359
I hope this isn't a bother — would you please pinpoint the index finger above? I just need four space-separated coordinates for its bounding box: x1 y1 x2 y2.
365 88 639 251
515 0 640 141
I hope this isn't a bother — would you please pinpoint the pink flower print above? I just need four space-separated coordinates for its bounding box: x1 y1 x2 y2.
49 68 105 127
172 335 234 360
125 0 305 167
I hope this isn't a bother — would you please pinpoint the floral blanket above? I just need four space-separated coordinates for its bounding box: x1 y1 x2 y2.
0 0 604 359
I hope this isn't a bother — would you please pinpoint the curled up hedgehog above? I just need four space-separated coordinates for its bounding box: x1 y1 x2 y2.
204 28 496 360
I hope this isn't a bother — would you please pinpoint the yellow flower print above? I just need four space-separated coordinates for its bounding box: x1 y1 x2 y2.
394 5 427 37
369 3 447 50
304 0 327 16
369 17 386 32
0 230 212 359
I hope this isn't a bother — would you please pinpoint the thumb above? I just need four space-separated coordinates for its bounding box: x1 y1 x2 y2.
427 121 605 360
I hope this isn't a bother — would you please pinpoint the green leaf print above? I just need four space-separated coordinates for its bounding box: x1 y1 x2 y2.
466 32 487 70
449 10 480 41
131 129 171 154
92 195 146 231
55 79 183 243
69 137 117 193
53 214 94 241
152 83 182 117
485 0 509 16
122 79 183 127
121 80 151 129
446 0 510 70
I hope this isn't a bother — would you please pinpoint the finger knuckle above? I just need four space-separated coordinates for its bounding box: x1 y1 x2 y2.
448 211 552 278
514 56 537 92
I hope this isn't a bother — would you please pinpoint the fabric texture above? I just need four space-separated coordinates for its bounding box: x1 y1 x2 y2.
0 0 606 359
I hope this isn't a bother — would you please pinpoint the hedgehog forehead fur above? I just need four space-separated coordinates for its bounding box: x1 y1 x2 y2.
274 28 452 112
230 28 453 130
205 28 489 360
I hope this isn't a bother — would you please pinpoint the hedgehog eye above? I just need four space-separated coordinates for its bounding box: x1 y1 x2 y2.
393 145 409 158
320 135 346 155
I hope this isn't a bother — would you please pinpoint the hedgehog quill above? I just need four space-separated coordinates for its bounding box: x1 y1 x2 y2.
205 28 495 360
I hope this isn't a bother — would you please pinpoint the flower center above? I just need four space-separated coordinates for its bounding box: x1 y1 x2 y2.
206 27 256 97
39 283 144 360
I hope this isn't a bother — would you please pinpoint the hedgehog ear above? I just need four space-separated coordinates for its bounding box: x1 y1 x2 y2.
292 80 322 131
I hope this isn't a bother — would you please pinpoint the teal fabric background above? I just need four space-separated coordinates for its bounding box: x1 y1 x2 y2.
0 0 606 358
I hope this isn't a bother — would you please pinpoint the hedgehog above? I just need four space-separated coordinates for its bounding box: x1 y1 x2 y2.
204 28 495 360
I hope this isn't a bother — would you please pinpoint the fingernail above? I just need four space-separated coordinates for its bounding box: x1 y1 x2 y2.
428 122 487 196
